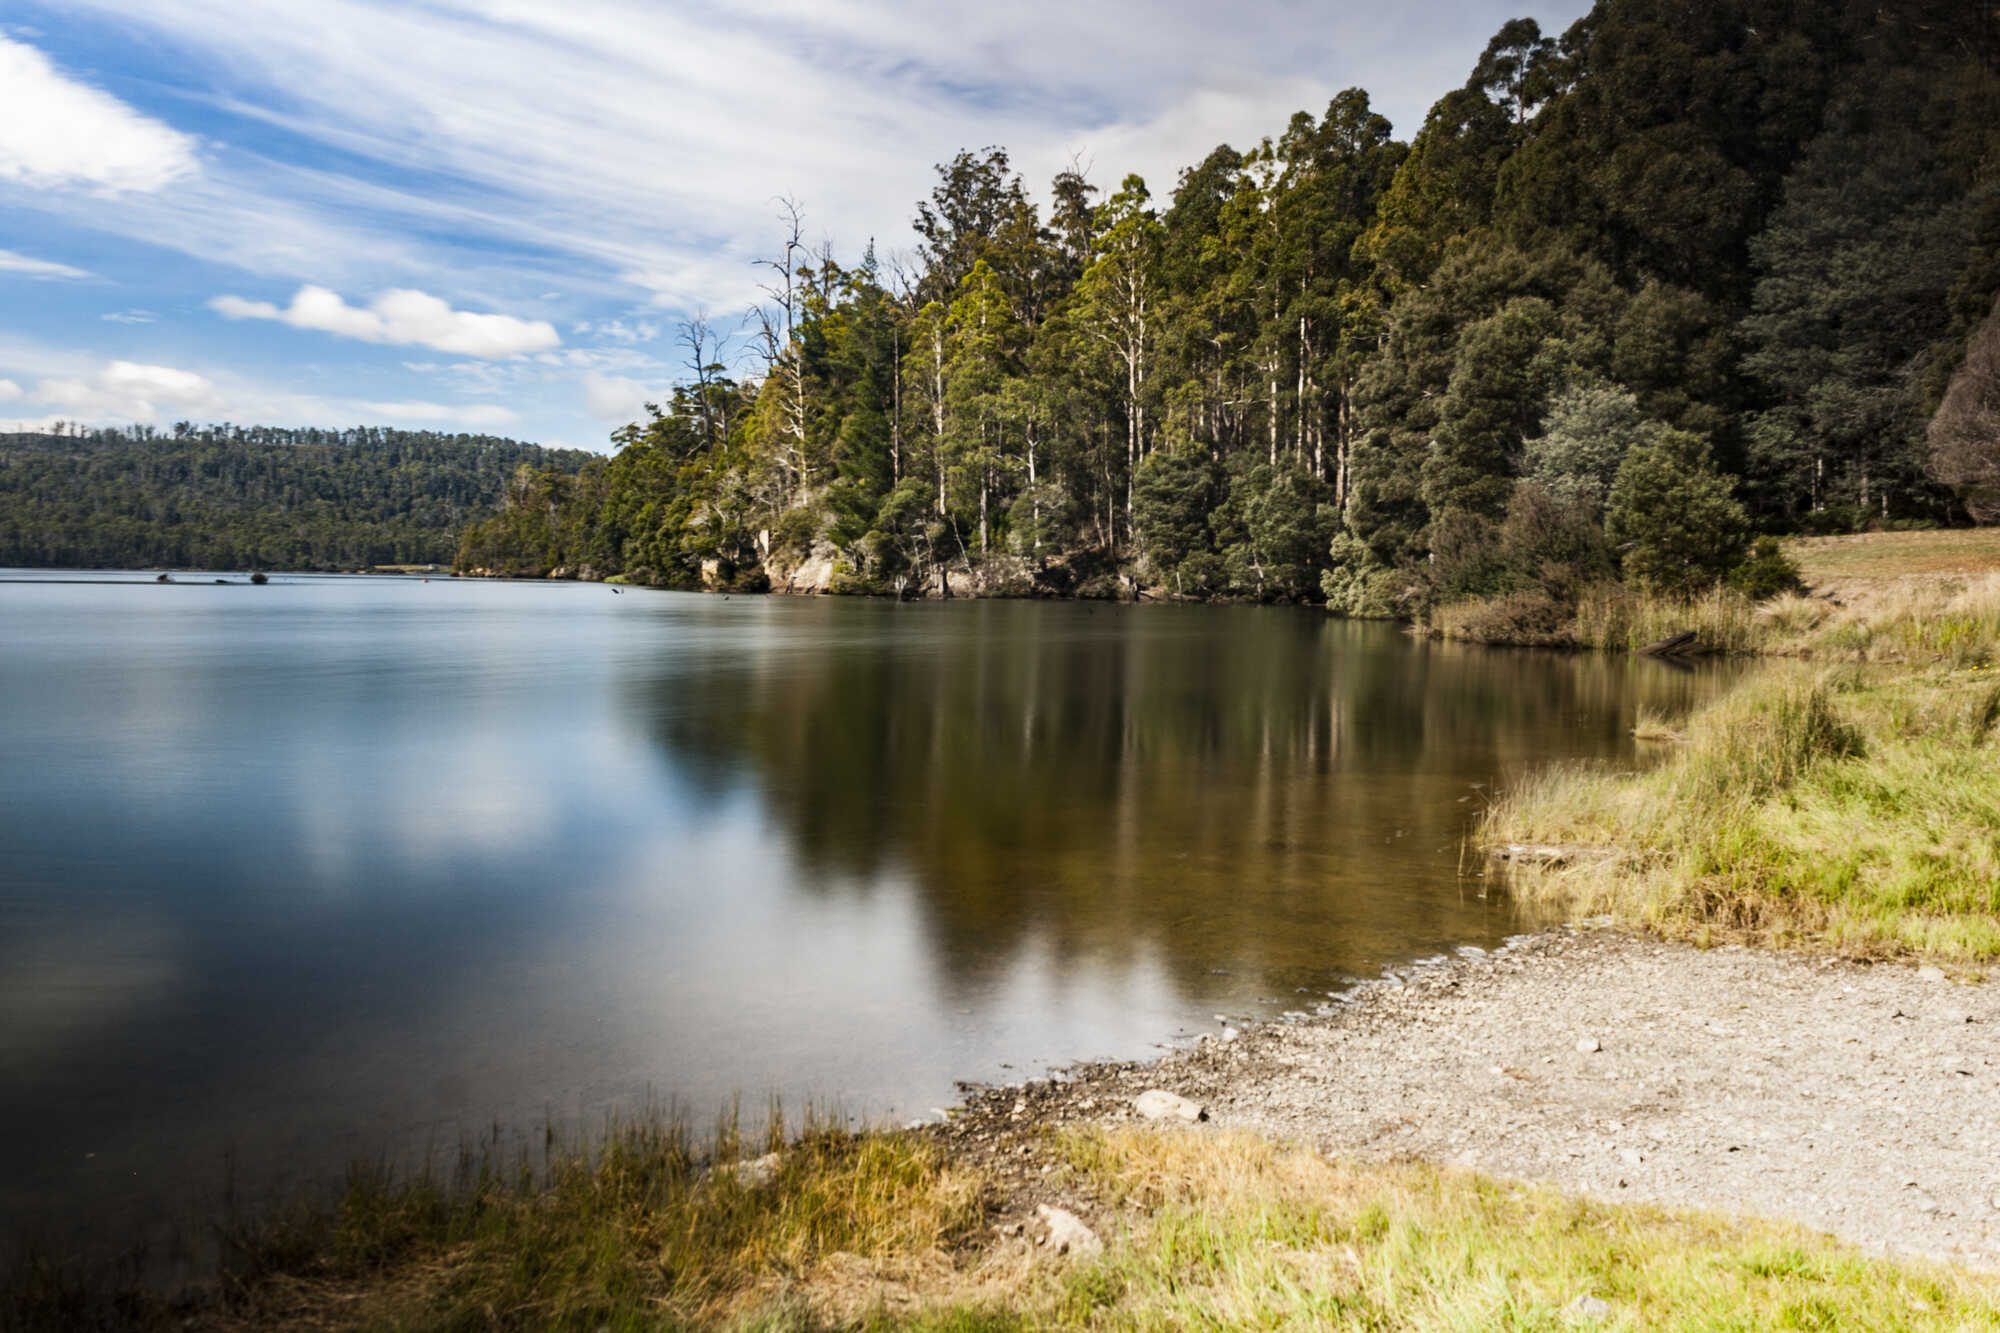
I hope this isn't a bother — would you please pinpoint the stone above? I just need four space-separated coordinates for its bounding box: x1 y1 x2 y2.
1576 1036 1601 1054
1918 965 1948 983
1033 1204 1102 1258
1134 1089 1205 1122
1618 1148 1644 1167
1567 1294 1612 1320
720 1152 782 1189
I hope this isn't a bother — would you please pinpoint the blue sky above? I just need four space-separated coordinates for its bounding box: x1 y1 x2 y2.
0 0 1591 452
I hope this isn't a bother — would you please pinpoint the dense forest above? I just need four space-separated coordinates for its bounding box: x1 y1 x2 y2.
0 426 592 570
458 0 2000 611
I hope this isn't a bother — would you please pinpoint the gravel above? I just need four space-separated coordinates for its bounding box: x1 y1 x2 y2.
939 925 2000 1269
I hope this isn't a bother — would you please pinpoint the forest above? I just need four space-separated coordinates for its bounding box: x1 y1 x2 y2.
0 425 591 570
457 0 2000 615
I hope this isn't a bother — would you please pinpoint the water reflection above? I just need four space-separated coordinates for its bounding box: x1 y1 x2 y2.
630 600 1721 1006
0 577 1732 1261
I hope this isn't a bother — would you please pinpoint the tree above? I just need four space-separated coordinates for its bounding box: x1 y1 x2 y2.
1132 447 1220 595
1070 175 1164 532
1522 380 1656 511
1929 295 2000 521
1605 428 1748 595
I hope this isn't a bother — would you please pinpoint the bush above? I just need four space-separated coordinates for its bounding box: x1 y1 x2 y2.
1427 590 1576 645
1606 428 1749 595
1728 537 1805 601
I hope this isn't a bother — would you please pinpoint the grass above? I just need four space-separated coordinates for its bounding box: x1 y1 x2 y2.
20 1124 2000 1330
1783 528 2000 582
1468 534 2000 959
1430 569 2000 667
1484 662 2000 961
7 1111 989 1332
933 1127 2000 1332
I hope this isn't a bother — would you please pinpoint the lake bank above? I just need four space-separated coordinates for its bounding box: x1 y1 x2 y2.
11 553 1993 1327
21 923 1999 1330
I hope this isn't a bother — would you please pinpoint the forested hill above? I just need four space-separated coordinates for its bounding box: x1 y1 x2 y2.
460 0 2000 609
0 427 593 571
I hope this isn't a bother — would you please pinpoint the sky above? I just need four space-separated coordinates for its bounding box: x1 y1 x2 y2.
0 0 1592 452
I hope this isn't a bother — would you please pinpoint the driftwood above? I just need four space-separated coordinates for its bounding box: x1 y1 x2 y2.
1490 843 1578 867
1638 629 1701 657
1489 842 1617 867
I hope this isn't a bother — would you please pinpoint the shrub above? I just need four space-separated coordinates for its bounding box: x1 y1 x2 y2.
1427 590 1576 645
1606 427 1749 595
1728 537 1805 601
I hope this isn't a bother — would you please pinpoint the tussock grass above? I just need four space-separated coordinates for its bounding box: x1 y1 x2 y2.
1485 663 2000 960
1631 706 1684 743
21 1122 2000 1329
6 1112 988 1332
893 1129 2000 1331
1435 573 2000 670
1573 582 1766 655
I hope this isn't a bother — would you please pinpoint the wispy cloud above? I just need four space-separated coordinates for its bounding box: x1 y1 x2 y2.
0 337 522 433
0 33 199 192
4 0 1592 444
0 248 94 280
101 310 158 324
583 372 665 424
210 285 561 358
33 360 223 421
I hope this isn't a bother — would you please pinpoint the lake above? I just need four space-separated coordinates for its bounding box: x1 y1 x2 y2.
0 572 1730 1255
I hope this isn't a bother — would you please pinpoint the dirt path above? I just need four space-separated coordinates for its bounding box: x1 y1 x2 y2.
943 927 2000 1268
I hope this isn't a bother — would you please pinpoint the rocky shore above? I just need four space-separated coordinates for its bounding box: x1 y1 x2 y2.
934 925 2000 1270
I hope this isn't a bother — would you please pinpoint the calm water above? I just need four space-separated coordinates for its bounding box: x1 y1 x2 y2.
0 572 1730 1252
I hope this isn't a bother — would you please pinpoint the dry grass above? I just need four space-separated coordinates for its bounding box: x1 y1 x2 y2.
1485 663 2000 961
1784 528 2000 582
22 1113 2000 1330
884 1128 2000 1331
6 1114 990 1332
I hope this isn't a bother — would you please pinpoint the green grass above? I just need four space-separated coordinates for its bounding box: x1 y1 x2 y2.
6 1112 989 1332
890 1129 2000 1331
1484 663 2000 960
35 1123 1995 1330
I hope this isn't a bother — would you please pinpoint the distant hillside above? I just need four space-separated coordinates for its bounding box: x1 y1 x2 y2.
0 426 596 571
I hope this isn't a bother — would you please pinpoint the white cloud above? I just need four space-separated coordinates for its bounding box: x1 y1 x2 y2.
211 284 561 358
0 248 94 280
101 309 158 324
0 34 199 192
0 338 519 434
575 318 660 344
583 372 661 424
358 400 517 427
33 360 223 422
44 0 1592 318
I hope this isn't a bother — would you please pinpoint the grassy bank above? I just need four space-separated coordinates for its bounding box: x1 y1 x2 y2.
8 1115 986 1332
1485 662 2000 960
1476 534 2000 960
1428 570 2000 660
15 1121 2000 1331
1426 528 2000 655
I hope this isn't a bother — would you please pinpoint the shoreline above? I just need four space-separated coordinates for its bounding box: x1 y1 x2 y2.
932 921 2000 1270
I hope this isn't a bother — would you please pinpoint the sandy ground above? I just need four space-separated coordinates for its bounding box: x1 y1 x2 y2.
938 926 2000 1269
